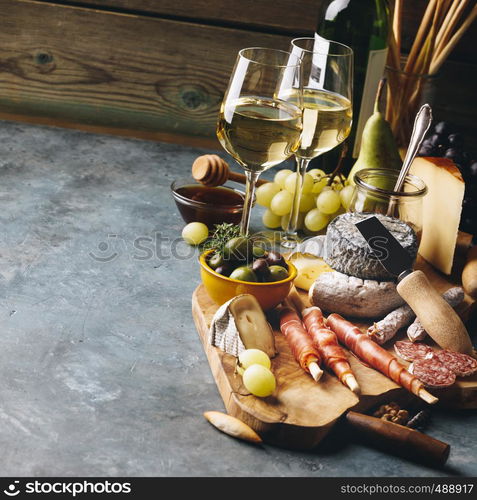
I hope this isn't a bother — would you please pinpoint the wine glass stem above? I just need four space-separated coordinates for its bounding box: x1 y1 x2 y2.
285 156 310 237
240 169 260 235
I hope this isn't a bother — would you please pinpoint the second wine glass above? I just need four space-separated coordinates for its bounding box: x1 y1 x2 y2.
281 37 353 247
216 47 303 236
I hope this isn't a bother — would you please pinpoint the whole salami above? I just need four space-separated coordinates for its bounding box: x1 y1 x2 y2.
409 358 456 388
394 341 433 362
433 350 477 377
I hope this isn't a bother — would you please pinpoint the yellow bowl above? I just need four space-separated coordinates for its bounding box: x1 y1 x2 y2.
199 249 297 311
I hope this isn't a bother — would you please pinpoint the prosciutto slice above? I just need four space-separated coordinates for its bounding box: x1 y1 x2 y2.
327 313 425 397
279 306 321 374
302 306 358 391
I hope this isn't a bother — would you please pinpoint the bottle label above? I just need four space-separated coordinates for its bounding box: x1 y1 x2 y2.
308 33 330 89
352 47 388 158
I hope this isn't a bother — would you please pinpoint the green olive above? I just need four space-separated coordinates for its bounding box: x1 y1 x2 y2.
229 266 257 282
208 252 224 270
252 246 268 259
223 237 253 262
267 265 289 282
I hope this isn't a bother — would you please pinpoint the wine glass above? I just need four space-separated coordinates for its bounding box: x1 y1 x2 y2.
216 47 303 236
281 37 353 247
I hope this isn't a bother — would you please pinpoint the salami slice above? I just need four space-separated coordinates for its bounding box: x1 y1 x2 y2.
433 350 477 377
409 357 456 388
394 341 433 362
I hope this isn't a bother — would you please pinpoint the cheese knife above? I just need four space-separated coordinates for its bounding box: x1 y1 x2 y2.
355 216 473 354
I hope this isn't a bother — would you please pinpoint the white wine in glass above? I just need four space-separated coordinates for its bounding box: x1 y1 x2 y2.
217 48 303 235
281 38 353 247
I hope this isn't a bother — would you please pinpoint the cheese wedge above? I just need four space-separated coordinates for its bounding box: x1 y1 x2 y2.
409 157 465 275
289 253 333 291
208 294 277 357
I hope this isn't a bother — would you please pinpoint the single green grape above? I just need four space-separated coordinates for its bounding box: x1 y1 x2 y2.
236 349 271 376
316 189 341 214
242 364 276 397
299 193 316 212
274 169 293 189
311 176 328 194
255 182 281 207
270 190 293 216
284 172 314 194
262 209 282 229
340 185 355 211
182 222 209 245
308 168 326 179
304 209 330 232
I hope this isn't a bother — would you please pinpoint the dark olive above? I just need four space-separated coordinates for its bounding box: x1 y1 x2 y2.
229 266 257 282
252 246 268 259
266 251 288 270
267 265 289 282
223 237 253 262
208 252 224 270
215 263 233 277
252 258 270 280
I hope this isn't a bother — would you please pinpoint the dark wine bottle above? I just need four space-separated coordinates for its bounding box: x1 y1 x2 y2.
317 0 390 168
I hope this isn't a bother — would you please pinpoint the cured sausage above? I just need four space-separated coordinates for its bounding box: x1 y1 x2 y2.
326 313 437 404
409 358 456 388
302 306 360 394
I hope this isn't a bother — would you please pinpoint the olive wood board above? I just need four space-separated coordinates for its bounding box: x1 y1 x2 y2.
192 253 477 450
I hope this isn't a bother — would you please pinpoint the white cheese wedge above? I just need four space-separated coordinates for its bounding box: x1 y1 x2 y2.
409 157 465 275
208 294 276 358
289 253 333 291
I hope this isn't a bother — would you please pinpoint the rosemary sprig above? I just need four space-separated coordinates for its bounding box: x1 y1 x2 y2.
202 222 241 255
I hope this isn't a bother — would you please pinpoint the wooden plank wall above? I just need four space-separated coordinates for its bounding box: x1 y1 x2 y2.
0 0 475 148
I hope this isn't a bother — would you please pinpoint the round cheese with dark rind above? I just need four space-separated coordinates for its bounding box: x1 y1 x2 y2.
324 212 418 281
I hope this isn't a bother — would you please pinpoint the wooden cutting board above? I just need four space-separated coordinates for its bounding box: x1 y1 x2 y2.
192 244 477 450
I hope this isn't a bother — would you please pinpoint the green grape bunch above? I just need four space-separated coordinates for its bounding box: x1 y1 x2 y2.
256 168 354 235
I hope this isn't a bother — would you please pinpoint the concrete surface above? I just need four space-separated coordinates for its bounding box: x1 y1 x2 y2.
0 119 475 477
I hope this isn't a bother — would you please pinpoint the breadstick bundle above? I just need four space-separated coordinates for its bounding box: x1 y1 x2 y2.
386 0 477 145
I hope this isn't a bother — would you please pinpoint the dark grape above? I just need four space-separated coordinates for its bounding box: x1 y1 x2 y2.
434 121 451 135
418 144 437 156
460 151 470 167
448 133 463 148
461 218 475 233
429 133 446 147
462 197 476 215
469 162 477 177
444 148 464 165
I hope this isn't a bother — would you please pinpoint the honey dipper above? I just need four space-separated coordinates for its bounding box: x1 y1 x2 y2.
191 155 268 187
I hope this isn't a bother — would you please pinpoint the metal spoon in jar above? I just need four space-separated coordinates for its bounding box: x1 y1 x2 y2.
387 104 433 216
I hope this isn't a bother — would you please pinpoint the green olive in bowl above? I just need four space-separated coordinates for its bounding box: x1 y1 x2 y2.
267 265 289 282
229 266 257 282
